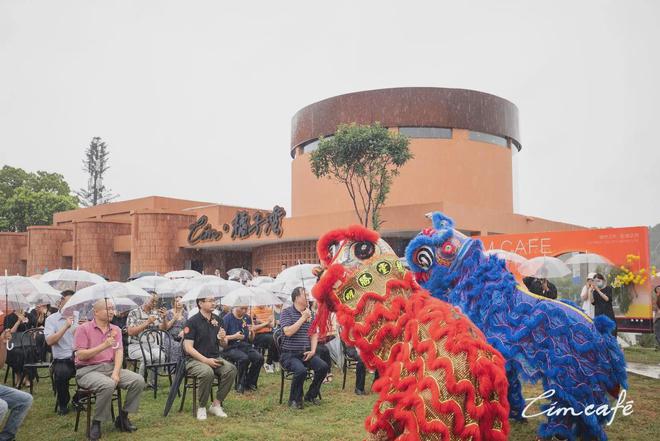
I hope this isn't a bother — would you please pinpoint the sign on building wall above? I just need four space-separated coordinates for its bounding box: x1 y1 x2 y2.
477 226 653 332
188 205 286 245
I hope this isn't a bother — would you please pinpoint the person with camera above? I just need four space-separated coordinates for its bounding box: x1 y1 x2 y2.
588 273 617 336
183 297 237 421
523 275 558 299
279 287 328 409
126 293 167 385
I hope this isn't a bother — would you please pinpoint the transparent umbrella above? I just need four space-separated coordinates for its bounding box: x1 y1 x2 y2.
164 270 202 279
61 282 151 323
518 256 571 278
485 249 528 265
181 279 243 303
221 286 282 308
564 253 613 269
158 276 225 299
227 268 253 283
275 264 317 295
40 268 106 291
247 276 275 287
129 276 170 294
0 274 61 349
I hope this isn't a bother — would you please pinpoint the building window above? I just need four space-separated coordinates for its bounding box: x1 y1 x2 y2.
302 135 334 154
399 127 452 139
468 131 508 147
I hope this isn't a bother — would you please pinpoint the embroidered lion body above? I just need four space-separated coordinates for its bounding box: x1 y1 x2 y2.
312 226 510 441
405 212 628 441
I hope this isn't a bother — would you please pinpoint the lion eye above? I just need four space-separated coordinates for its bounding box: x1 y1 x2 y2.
414 246 434 270
353 241 375 260
440 240 457 258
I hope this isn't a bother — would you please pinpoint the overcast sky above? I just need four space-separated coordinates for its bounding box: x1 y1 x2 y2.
1 0 658 229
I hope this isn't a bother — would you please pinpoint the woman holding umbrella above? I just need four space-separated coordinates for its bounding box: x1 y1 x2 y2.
3 309 36 388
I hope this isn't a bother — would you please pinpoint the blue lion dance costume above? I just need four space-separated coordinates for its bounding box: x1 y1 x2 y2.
405 212 628 441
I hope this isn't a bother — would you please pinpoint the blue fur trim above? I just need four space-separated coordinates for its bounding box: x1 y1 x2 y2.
406 212 628 441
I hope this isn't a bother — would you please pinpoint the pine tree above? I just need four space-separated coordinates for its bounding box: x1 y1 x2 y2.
77 137 118 206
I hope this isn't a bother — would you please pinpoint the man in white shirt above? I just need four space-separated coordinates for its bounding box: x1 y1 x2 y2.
44 291 79 415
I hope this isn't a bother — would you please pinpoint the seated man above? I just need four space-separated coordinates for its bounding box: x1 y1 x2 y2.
44 290 80 415
0 329 32 441
126 293 167 384
222 306 264 393
184 297 238 421
279 287 328 409
251 304 278 373
74 299 145 441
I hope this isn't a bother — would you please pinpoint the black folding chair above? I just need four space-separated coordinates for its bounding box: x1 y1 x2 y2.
18 328 52 395
341 340 360 390
137 329 177 399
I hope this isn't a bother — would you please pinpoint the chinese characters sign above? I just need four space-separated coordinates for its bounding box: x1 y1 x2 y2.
188 206 286 245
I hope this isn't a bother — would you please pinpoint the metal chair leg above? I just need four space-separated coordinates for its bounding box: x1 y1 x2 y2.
279 369 285 404
192 378 197 417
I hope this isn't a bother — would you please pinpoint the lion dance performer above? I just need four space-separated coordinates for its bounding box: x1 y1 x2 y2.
311 225 510 441
405 212 628 441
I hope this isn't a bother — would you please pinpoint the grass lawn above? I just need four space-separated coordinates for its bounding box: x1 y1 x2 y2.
9 350 660 440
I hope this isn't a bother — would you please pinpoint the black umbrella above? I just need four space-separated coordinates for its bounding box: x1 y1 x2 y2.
163 354 187 417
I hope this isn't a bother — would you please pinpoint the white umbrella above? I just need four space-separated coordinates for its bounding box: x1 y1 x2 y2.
0 274 62 349
61 282 152 319
112 297 139 313
247 276 275 287
40 268 106 291
164 270 202 279
518 256 571 278
26 291 62 306
227 268 253 283
129 275 170 293
564 253 613 268
181 279 243 303
485 249 528 265
0 275 57 312
258 280 290 304
221 286 282 308
158 275 224 299
275 264 317 294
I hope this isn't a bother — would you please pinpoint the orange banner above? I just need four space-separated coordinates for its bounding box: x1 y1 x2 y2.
476 227 653 332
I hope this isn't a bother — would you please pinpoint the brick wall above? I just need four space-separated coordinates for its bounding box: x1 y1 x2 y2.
252 240 318 277
188 249 252 277
73 222 131 281
130 212 196 274
26 228 72 275
0 233 27 276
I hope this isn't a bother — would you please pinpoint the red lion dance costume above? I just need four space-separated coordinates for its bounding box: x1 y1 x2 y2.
311 226 510 441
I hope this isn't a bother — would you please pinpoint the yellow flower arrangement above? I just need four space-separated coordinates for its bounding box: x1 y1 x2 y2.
610 255 655 288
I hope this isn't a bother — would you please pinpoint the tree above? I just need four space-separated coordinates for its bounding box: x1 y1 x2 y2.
77 136 118 206
0 165 79 232
309 123 412 230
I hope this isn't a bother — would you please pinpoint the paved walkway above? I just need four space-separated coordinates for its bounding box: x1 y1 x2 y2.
626 361 660 379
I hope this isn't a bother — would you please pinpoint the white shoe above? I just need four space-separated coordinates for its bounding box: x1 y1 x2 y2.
197 407 207 421
274 362 281 372
208 403 227 418
264 364 274 373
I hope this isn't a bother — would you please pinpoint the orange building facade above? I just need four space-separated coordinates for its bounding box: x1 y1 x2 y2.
1 87 583 280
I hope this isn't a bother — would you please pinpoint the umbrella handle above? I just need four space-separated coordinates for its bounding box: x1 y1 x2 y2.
6 341 13 351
